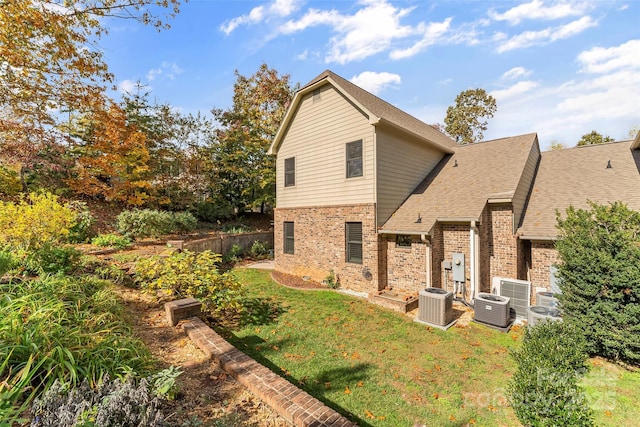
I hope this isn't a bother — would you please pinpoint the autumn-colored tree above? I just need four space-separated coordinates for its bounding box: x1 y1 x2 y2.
67 100 152 206
0 0 180 190
211 64 297 213
444 89 497 144
576 130 615 146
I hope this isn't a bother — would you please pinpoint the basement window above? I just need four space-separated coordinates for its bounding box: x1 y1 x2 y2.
283 222 294 254
346 222 363 264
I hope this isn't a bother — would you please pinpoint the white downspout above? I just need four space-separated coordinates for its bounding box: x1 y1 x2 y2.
470 221 478 302
421 235 431 289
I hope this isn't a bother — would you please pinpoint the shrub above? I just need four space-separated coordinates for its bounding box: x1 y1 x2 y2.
221 224 249 234
0 250 15 277
31 375 166 427
555 201 640 365
192 199 233 223
509 321 594 427
0 192 76 251
91 233 132 250
249 240 270 259
67 201 96 243
0 163 22 196
224 244 244 263
324 269 340 289
116 209 197 240
29 244 83 275
134 250 244 314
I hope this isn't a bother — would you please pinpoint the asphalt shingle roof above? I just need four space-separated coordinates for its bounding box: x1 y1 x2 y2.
518 140 640 239
381 133 539 234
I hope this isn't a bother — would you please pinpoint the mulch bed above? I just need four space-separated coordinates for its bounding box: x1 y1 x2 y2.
270 271 328 290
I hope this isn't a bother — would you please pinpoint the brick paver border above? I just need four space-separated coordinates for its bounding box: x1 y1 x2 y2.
183 317 358 427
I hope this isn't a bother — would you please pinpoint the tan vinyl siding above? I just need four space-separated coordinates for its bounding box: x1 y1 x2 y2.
376 126 444 226
512 138 540 232
276 84 375 208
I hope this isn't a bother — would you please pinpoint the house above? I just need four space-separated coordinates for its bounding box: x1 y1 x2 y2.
268 69 640 308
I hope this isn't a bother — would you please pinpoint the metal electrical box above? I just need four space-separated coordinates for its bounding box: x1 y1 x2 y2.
452 252 465 282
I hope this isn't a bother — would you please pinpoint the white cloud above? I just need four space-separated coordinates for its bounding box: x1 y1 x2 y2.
295 49 308 60
489 0 592 25
496 16 597 53
146 61 184 81
389 18 453 60
502 67 532 80
350 71 401 95
221 0 301 35
490 80 539 100
118 79 138 94
576 39 640 74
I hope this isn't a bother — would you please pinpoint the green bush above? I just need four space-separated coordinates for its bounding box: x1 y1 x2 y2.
509 321 594 427
0 250 15 277
115 209 197 240
192 199 233 223
67 201 96 243
31 375 167 427
134 250 244 314
29 244 83 275
91 233 132 250
224 244 244 263
555 201 640 365
249 240 270 259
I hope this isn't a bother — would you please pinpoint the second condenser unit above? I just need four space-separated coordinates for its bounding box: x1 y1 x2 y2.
473 293 511 328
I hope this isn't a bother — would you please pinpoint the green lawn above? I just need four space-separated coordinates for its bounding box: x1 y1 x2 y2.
218 269 639 426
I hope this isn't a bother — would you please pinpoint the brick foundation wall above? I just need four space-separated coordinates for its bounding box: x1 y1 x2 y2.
384 235 427 293
530 240 559 304
274 204 379 293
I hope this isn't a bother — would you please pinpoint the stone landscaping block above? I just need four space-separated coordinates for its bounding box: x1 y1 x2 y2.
165 297 202 326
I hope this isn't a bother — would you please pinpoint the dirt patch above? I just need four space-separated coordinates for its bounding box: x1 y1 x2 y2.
113 285 288 427
271 270 327 290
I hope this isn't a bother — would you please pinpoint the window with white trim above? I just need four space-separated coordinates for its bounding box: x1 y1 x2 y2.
283 222 294 254
346 140 363 178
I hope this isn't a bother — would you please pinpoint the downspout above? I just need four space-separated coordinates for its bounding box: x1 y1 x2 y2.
470 221 479 303
421 235 431 289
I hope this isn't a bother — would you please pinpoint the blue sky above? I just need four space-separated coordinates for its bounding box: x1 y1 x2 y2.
103 0 639 150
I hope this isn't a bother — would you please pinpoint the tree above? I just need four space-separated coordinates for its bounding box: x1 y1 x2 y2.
444 88 497 144
628 125 639 139
555 201 640 365
550 141 566 150
576 130 614 146
211 64 297 213
0 0 180 189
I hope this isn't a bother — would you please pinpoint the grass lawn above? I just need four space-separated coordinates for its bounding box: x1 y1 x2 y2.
219 269 640 426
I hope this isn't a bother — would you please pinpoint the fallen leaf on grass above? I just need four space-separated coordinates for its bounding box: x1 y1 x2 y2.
356 381 364 387
449 415 456 421
605 410 612 417
344 386 352 395
364 410 376 420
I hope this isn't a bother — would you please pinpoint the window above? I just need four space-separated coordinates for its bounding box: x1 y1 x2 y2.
284 157 295 187
346 222 363 264
396 235 412 247
312 89 321 102
283 222 294 254
346 140 363 178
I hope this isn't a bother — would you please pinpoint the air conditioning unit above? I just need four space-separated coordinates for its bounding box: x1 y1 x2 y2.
492 277 530 319
527 306 562 327
474 293 511 328
418 288 454 327
536 291 559 308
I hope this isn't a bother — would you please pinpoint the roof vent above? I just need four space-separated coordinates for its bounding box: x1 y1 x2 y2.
453 159 458 167
606 160 612 169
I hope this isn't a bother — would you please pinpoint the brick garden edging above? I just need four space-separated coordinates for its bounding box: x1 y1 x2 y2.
182 317 358 427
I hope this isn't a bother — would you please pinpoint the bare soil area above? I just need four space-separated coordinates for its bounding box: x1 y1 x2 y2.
114 285 289 427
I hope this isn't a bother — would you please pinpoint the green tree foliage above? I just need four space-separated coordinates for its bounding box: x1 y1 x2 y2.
555 202 640 365
576 130 615 146
212 64 297 213
444 88 497 144
509 321 593 427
